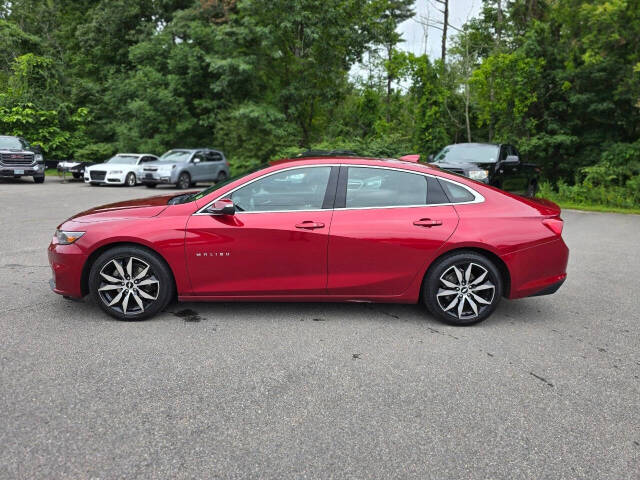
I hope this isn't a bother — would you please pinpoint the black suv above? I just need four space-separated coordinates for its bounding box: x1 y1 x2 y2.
429 143 539 197
0 136 45 183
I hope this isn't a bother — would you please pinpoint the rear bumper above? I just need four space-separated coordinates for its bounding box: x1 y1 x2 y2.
504 238 569 299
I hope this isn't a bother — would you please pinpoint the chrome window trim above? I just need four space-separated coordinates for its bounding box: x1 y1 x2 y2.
194 163 484 215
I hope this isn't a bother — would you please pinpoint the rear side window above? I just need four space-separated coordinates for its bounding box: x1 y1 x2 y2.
345 167 427 208
438 179 476 203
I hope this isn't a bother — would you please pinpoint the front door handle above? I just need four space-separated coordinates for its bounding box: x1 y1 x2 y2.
295 221 325 230
413 218 442 228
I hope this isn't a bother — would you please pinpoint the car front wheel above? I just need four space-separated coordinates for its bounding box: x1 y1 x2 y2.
177 172 190 189
33 175 45 184
423 251 503 326
125 172 136 187
89 246 173 321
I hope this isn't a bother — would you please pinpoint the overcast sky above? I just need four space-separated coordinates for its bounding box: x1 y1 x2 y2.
397 0 482 58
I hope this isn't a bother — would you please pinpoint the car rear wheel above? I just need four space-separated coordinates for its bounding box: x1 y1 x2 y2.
423 251 503 326
177 172 190 189
89 246 173 321
125 172 136 187
216 171 228 183
72 172 81 179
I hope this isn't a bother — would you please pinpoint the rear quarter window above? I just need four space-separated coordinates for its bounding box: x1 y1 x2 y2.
438 179 476 203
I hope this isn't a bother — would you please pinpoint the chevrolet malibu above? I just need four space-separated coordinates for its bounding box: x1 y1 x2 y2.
49 156 568 326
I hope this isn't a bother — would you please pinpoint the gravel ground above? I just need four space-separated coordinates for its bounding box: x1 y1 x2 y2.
1 176 639 479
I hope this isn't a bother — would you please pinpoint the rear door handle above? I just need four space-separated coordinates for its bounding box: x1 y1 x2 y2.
295 221 325 230
413 218 442 228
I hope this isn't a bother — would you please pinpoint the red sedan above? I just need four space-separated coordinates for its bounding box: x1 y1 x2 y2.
48 156 568 325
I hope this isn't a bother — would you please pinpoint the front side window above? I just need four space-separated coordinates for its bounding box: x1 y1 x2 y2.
230 166 332 212
345 167 427 208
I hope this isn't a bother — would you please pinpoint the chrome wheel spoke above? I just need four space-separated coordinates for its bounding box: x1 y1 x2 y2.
471 283 494 292
112 260 126 279
470 292 491 305
443 296 459 312
440 278 458 289
132 291 145 312
126 257 133 277
122 291 131 314
465 264 473 283
137 278 158 287
100 272 120 283
134 265 149 281
467 296 479 315
452 266 463 284
437 289 457 297
471 271 487 286
137 288 157 300
99 284 121 292
457 296 466 318
108 289 124 306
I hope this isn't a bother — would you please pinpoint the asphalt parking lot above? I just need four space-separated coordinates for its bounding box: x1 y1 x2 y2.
1 176 639 479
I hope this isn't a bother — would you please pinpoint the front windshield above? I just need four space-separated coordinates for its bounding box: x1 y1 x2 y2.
160 150 192 163
106 155 139 165
0 137 28 150
434 144 499 164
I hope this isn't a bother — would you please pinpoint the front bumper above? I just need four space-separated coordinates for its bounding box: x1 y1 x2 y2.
0 165 44 177
84 173 126 184
141 171 175 184
48 241 87 298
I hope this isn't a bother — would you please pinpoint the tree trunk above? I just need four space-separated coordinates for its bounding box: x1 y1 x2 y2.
441 0 448 63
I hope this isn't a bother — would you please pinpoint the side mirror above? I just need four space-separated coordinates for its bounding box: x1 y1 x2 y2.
206 199 235 215
504 155 520 165
427 154 435 162
193 158 201 164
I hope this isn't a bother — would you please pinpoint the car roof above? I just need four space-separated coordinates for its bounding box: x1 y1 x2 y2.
271 156 439 171
116 153 156 157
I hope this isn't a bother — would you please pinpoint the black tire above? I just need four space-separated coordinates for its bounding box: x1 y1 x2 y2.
33 176 45 184
423 251 503 326
89 245 174 321
526 181 538 198
177 172 190 189
144 183 157 188
216 171 228 183
72 172 81 179
125 172 136 187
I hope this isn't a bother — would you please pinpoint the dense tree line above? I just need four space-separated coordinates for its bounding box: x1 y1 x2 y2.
1 0 639 207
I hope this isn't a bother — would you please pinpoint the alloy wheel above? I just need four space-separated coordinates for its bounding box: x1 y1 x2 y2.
126 173 136 186
436 263 495 321
97 256 160 316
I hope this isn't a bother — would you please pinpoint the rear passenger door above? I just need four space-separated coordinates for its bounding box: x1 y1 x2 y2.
205 151 224 181
327 166 459 297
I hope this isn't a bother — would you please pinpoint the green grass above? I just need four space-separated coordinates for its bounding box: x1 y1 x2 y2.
548 200 640 215
45 168 59 176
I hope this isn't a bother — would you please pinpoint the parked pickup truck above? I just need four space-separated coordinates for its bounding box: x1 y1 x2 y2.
141 149 229 189
0 135 45 183
429 143 539 197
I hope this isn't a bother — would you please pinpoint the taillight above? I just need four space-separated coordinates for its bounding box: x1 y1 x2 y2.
542 217 563 236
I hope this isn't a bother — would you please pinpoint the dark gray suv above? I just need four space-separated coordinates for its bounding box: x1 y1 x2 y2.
141 149 230 189
0 136 45 183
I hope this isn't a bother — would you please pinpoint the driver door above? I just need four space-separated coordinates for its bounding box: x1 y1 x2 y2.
184 165 338 296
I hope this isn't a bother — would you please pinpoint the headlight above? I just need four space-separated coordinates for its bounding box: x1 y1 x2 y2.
110 170 123 174
55 230 85 245
468 169 489 181
35 154 44 162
